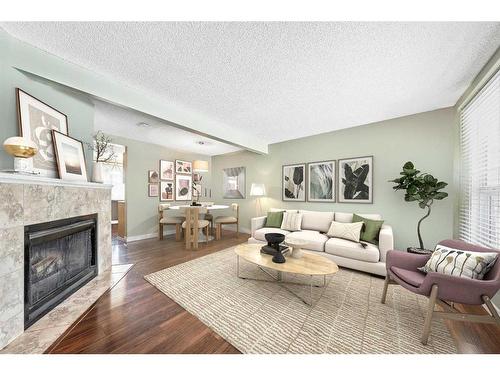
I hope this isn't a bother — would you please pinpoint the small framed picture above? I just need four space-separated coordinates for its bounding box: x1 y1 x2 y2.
160 180 174 202
159 160 174 180
175 159 192 175
307 160 336 202
175 174 192 201
282 163 306 201
51 130 88 182
338 156 373 203
17 88 69 177
148 170 159 183
148 183 159 197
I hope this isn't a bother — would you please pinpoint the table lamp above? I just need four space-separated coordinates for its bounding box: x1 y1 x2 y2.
3 136 38 174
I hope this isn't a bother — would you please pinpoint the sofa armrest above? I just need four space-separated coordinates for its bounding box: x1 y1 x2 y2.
386 250 431 271
251 216 267 238
378 224 394 263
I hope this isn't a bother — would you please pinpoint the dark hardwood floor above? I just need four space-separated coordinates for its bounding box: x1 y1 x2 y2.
47 231 500 354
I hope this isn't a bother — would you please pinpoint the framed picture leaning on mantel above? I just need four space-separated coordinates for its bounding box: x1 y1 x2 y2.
282 163 306 201
17 88 69 177
51 130 88 182
307 160 336 202
338 156 373 203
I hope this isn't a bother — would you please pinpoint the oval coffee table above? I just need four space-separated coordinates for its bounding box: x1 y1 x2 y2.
234 243 338 306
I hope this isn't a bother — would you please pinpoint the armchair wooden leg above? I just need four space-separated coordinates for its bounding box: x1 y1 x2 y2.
381 275 390 304
159 223 163 240
421 284 439 345
216 223 221 240
175 224 181 241
236 222 239 237
483 295 500 325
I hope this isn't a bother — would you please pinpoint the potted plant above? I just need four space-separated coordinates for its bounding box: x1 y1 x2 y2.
389 161 448 252
87 131 116 183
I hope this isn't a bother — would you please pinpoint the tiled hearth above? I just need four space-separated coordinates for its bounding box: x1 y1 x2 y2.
0 173 113 350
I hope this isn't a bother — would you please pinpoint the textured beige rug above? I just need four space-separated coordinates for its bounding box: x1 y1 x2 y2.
145 247 456 354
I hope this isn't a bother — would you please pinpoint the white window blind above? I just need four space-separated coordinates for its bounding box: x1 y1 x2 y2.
459 69 500 249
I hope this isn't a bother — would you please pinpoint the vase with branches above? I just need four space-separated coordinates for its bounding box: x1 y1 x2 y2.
389 161 448 250
86 131 116 183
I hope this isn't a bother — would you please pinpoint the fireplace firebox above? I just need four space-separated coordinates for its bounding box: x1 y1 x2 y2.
24 214 98 328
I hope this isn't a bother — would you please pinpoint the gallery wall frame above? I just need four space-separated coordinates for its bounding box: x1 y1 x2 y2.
282 163 306 202
338 155 373 204
307 160 336 202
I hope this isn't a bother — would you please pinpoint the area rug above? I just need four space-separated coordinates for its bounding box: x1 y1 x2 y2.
145 248 456 354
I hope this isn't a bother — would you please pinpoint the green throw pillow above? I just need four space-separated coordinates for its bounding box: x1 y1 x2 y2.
265 211 284 228
352 214 384 244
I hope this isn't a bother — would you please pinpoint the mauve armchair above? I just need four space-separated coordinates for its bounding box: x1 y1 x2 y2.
381 239 500 345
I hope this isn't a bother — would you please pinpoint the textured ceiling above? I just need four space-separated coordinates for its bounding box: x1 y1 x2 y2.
2 22 500 145
93 100 241 156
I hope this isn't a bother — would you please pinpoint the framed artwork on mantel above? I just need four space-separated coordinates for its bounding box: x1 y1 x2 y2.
17 88 69 177
338 156 373 203
51 130 88 182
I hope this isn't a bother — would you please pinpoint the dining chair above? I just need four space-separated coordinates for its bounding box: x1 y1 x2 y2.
182 206 211 249
158 203 183 241
214 203 239 240
201 202 215 234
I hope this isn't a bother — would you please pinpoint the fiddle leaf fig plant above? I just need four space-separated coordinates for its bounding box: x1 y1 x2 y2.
389 161 448 250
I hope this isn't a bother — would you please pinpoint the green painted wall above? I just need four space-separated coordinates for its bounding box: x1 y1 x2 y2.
0 30 94 174
110 135 212 239
212 108 456 251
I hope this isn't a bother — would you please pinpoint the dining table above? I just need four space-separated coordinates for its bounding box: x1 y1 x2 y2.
169 204 229 242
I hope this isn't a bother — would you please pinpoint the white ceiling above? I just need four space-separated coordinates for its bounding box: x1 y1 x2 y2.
93 100 241 156
2 22 500 146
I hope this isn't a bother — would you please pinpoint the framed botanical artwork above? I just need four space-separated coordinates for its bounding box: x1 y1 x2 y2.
148 170 159 183
175 159 192 175
282 163 306 201
338 156 373 203
148 183 159 197
175 174 192 201
222 166 246 199
51 130 88 182
159 160 174 180
17 88 69 177
307 160 336 202
159 180 174 202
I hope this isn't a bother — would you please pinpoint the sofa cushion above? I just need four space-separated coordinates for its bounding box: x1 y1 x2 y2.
390 266 426 288
326 221 363 242
325 238 380 263
254 227 290 242
281 212 303 231
352 214 384 244
269 208 298 213
265 211 284 228
286 230 329 252
335 212 382 223
299 210 334 233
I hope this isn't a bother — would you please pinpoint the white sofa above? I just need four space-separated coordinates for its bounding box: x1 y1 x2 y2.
248 209 394 276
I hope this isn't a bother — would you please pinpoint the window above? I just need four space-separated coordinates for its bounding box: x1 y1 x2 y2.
459 69 500 249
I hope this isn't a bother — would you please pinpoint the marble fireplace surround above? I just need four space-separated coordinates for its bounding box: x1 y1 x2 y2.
0 173 112 350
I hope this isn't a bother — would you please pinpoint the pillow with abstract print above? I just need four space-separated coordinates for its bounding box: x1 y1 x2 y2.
419 245 498 280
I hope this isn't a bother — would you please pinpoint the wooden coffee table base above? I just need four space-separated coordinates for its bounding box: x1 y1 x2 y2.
236 255 329 307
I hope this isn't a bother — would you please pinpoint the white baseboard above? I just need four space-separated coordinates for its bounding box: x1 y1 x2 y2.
126 229 177 242
125 226 250 243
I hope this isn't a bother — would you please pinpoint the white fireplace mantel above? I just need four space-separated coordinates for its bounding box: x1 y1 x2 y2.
0 172 112 189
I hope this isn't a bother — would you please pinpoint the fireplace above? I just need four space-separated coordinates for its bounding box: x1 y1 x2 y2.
24 214 98 328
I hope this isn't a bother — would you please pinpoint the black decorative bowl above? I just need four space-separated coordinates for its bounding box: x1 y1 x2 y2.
264 233 286 263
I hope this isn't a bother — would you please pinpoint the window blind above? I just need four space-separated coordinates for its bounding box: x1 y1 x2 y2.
459 68 500 249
